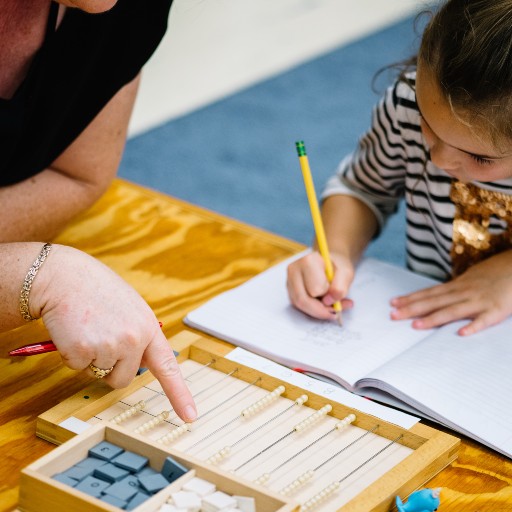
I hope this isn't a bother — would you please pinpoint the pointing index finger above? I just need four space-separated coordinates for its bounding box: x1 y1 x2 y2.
142 333 197 423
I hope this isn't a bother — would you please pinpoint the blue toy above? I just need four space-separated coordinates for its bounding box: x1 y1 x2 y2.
395 488 441 512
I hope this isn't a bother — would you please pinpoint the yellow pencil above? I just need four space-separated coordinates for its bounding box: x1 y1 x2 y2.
296 140 342 326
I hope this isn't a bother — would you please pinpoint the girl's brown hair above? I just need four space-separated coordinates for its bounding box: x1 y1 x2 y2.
419 0 512 150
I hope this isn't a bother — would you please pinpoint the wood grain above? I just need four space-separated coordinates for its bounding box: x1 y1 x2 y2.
1 179 511 511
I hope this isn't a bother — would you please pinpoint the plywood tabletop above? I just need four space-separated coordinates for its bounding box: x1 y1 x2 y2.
1 179 510 511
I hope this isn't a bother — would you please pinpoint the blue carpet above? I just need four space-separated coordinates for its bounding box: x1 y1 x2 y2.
119 14 421 266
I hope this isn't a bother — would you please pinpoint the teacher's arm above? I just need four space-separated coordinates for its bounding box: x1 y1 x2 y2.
0 74 140 242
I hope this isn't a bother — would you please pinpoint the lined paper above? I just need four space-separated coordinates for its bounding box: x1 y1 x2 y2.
185 251 512 457
185 251 437 388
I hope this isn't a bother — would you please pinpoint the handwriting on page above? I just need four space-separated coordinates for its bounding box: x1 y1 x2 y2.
185 254 438 389
300 324 362 347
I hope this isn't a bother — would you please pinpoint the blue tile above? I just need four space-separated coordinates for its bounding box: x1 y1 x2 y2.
138 473 169 494
161 456 188 483
89 441 125 461
61 465 95 481
103 475 140 501
75 457 109 470
125 491 150 510
136 466 158 478
94 463 130 483
74 476 111 498
112 451 148 473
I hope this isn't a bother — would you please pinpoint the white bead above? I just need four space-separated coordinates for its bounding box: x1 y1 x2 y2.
242 385 286 417
254 473 270 485
300 481 340 511
111 400 147 424
207 455 218 464
295 394 308 406
296 404 332 432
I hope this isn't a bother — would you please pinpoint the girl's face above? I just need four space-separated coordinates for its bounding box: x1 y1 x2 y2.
54 0 118 13
416 64 512 183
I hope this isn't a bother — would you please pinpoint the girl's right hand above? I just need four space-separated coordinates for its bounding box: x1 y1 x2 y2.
286 251 354 321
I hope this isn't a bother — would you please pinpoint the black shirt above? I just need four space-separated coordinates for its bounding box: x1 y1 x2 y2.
0 0 173 185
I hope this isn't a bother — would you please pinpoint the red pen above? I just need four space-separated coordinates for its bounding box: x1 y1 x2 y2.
9 340 57 356
9 322 163 357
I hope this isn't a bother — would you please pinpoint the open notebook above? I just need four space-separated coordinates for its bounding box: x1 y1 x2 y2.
185 251 512 458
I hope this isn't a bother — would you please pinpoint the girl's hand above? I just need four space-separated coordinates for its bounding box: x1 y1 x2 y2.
286 251 354 321
390 250 512 336
31 245 197 423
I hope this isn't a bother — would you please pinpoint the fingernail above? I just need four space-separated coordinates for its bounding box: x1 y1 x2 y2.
184 405 197 422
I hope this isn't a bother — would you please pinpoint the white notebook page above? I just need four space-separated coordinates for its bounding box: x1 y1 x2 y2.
359 319 512 457
185 251 437 388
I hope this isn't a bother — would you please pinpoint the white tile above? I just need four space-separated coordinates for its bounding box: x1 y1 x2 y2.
181 476 216 497
130 0 426 136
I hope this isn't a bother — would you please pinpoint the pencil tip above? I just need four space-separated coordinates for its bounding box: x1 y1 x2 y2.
336 312 343 327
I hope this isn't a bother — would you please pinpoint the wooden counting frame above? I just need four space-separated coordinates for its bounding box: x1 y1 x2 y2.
32 331 460 512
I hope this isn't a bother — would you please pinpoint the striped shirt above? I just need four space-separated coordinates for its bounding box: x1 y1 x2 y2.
322 72 512 281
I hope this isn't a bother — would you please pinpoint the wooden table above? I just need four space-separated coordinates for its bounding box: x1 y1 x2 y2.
0 179 510 511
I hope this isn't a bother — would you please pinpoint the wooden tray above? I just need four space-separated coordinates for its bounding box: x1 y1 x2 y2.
20 423 295 512
31 331 459 512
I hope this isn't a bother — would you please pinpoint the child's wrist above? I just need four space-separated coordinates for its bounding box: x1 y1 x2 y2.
329 248 356 268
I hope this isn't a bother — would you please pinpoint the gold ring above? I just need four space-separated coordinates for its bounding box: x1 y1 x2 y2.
89 362 114 379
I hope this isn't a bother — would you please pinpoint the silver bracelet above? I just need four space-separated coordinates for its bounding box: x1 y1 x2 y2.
19 243 52 322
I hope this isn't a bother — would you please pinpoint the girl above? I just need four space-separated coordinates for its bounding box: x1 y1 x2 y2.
287 0 512 336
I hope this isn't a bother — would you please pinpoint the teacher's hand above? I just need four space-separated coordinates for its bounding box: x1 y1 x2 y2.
31 244 197 423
